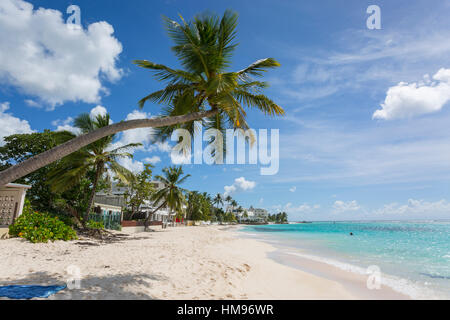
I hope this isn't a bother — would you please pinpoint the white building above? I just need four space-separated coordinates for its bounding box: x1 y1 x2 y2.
0 183 31 238
239 206 269 223
95 181 172 223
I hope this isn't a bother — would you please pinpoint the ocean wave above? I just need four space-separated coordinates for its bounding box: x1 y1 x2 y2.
283 250 442 300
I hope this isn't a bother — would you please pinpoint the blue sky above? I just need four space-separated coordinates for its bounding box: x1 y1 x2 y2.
1 0 450 221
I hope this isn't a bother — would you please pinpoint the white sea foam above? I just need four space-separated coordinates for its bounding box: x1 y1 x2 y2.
283 250 441 300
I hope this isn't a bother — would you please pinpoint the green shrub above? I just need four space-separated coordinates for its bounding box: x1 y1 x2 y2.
9 210 78 243
22 198 32 215
86 220 104 230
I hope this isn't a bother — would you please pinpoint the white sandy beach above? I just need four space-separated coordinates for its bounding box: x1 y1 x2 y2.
0 225 408 300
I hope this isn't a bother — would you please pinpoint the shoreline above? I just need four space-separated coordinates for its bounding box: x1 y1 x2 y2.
0 225 409 300
236 224 448 300
231 226 410 300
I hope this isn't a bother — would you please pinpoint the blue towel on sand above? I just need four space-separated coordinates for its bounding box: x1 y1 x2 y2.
0 285 66 299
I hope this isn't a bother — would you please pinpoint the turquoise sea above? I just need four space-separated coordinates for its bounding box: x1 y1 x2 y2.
241 221 450 299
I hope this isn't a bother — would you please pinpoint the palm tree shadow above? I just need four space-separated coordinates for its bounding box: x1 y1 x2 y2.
0 271 168 300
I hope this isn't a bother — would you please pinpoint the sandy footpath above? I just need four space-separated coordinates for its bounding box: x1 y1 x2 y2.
0 225 393 300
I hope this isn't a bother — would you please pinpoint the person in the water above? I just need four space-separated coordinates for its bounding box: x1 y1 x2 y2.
350 232 354 236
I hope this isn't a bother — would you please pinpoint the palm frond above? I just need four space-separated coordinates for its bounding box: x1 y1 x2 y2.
109 161 134 184
217 10 238 68
74 113 94 134
133 60 200 83
164 15 213 77
237 58 280 80
137 83 195 109
233 90 285 116
109 143 143 154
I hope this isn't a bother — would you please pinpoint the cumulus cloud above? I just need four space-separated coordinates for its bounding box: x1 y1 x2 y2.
373 199 450 217
52 117 80 135
24 99 40 108
52 105 108 134
111 110 154 151
90 105 108 118
224 177 256 197
373 68 450 120
0 102 34 145
143 156 161 165
282 202 320 214
118 157 144 173
333 200 360 213
289 186 297 192
0 0 123 107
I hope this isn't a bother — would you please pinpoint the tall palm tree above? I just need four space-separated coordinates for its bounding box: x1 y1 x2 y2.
225 195 233 212
213 193 223 209
145 166 190 230
48 113 142 222
134 11 284 152
0 10 284 187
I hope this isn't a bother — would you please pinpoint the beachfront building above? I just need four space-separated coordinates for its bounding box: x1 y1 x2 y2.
0 183 31 238
94 181 172 224
238 206 269 224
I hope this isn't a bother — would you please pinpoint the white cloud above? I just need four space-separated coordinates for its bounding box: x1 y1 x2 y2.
90 105 108 118
373 68 450 120
118 157 144 173
276 18 450 104
224 177 256 197
271 203 320 218
52 105 109 134
373 199 450 217
0 0 123 107
234 177 256 190
52 117 80 135
289 186 297 192
277 112 450 185
112 110 154 151
24 99 40 108
286 203 320 213
143 156 161 165
0 102 34 145
333 200 360 214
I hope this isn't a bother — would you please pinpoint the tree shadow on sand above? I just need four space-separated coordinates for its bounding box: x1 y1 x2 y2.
0 271 168 300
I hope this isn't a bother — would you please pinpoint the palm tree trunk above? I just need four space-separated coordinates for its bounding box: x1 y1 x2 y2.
85 163 103 224
144 201 167 231
0 109 218 186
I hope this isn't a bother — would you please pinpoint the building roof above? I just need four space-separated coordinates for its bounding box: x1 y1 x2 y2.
3 183 31 189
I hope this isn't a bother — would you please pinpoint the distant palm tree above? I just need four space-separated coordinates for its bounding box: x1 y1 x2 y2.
0 10 284 186
145 166 190 230
225 195 233 211
48 113 141 222
213 193 224 209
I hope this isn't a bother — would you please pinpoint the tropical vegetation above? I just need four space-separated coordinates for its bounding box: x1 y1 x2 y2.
9 200 77 243
47 112 141 223
1 10 286 238
0 9 284 187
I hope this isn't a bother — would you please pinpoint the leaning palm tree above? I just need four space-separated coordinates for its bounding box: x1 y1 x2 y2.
134 11 284 152
48 113 142 223
0 10 284 187
145 166 190 230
